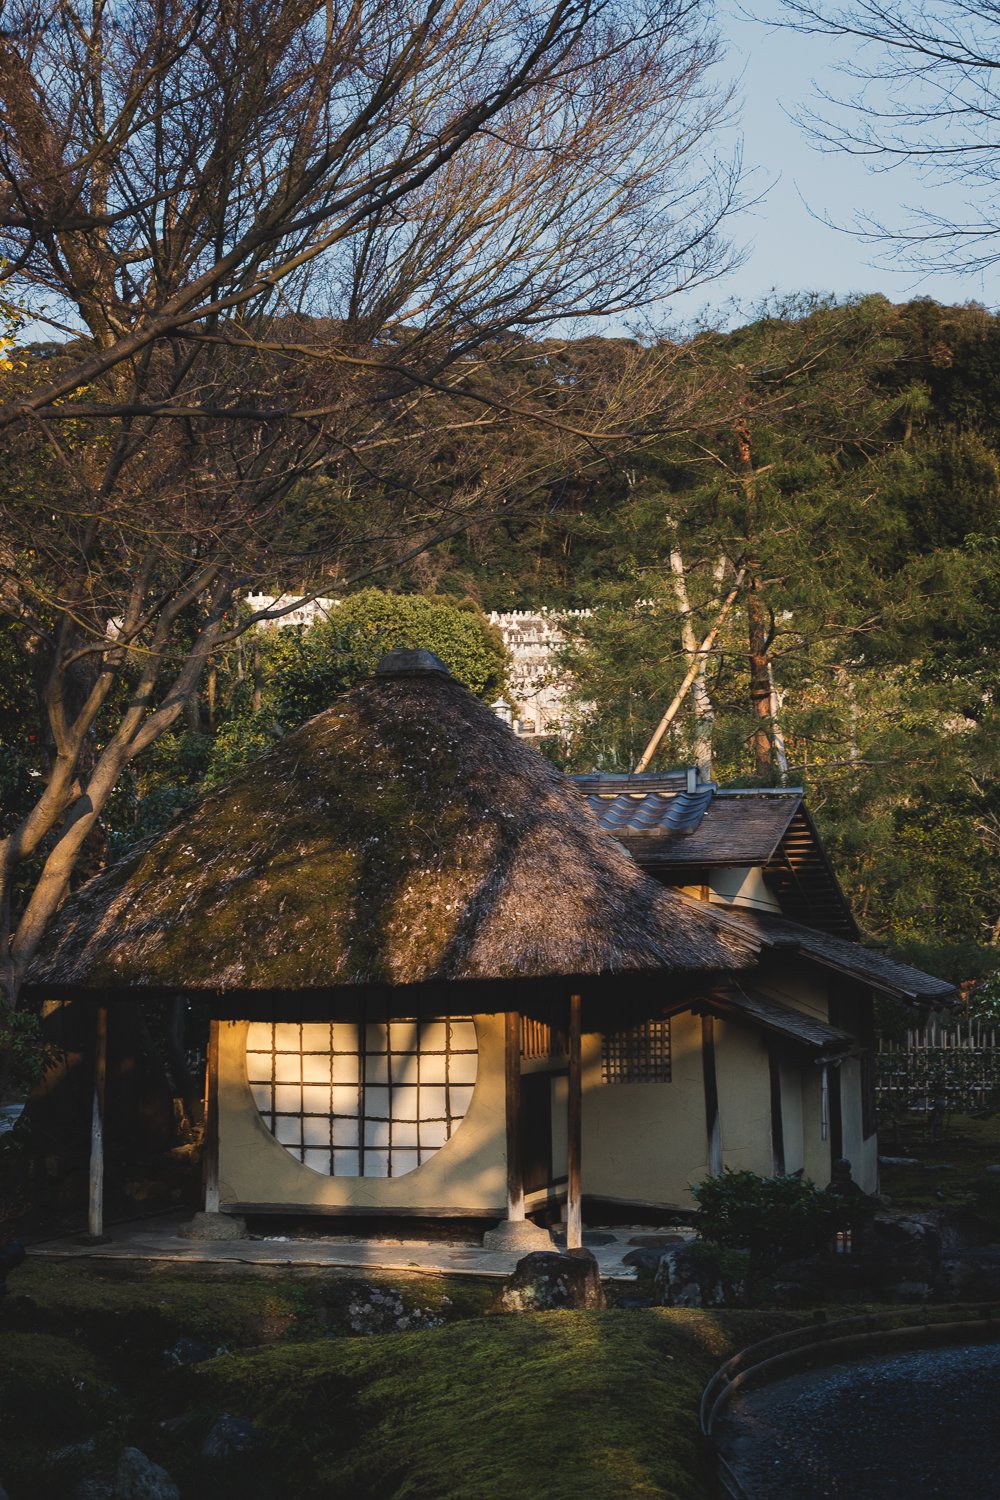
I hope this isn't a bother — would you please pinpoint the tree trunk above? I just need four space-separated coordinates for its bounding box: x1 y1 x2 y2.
668 534 716 781
734 419 775 781
768 661 790 783
746 578 774 779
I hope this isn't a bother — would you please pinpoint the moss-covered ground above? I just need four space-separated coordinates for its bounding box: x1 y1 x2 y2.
878 1112 1000 1220
0 1260 803 1500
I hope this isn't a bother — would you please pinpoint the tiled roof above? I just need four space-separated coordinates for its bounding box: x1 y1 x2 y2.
572 772 857 938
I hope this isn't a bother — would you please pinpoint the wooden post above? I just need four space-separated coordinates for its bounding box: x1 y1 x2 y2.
566 993 583 1250
768 1045 785 1177
504 1011 525 1222
87 1003 108 1242
701 1015 722 1176
203 1018 220 1214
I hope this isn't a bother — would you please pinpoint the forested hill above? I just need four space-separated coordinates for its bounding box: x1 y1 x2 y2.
3 295 997 1019
404 294 1000 1013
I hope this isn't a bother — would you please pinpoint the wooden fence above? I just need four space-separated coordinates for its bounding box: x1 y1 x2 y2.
876 1022 1000 1116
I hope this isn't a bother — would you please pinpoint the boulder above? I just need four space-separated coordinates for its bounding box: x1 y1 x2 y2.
653 1243 747 1308
622 1247 664 1274
498 1249 605 1311
856 1215 941 1286
201 1414 262 1461
72 1483 114 1500
627 1233 686 1250
115 1448 180 1500
936 1248 1000 1301
551 1229 617 1247
162 1337 225 1368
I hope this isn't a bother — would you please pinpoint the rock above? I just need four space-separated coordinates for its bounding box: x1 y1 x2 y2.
856 1215 941 1287
653 1243 747 1308
72 1482 114 1499
162 1337 225 1368
627 1232 686 1250
201 1414 262 1461
878 1156 920 1166
482 1218 553 1253
498 1249 605 1311
936 1247 1000 1301
985 1164 1000 1174
551 1229 617 1247
177 1211 247 1241
622 1247 664 1274
115 1448 180 1500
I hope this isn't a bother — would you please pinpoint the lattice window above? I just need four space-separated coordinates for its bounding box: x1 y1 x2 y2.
246 1013 477 1178
601 1019 672 1084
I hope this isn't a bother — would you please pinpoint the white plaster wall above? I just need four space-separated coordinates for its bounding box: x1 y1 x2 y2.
579 1010 710 1209
838 1056 879 1193
714 1019 773 1177
801 1063 829 1187
779 1058 805 1175
217 1014 507 1212
708 867 783 914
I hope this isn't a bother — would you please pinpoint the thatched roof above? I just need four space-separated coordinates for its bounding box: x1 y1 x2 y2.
30 654 759 999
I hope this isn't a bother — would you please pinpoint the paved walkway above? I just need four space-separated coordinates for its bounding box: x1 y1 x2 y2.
716 1341 1000 1499
29 1214 656 1279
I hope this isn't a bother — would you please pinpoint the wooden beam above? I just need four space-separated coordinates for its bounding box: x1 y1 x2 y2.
203 1018 220 1214
701 1015 722 1176
768 1045 785 1177
87 1003 108 1242
504 1011 525 1222
566 993 583 1250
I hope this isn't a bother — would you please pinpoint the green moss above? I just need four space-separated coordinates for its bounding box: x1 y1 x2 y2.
878 1112 1000 1211
2 1263 812 1500
191 1310 755 1500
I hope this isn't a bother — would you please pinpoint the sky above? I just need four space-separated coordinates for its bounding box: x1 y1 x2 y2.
664 8 994 329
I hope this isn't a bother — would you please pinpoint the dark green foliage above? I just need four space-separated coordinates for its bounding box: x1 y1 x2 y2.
692 1170 847 1279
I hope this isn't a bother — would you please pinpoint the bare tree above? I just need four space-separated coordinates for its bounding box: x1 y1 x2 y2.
775 0 1000 272
0 0 741 1031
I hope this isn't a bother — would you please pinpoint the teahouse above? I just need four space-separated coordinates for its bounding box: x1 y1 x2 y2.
30 650 954 1246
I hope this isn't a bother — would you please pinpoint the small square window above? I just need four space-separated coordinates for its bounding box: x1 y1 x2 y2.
601 1019 671 1084
332 1053 359 1083
302 1053 332 1085
419 1084 447 1119
391 1086 419 1121
274 1053 301 1084
364 1119 391 1148
303 1116 330 1147
332 1117 359 1148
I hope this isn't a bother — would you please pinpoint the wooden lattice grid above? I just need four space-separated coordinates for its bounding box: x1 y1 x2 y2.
601 1019 672 1084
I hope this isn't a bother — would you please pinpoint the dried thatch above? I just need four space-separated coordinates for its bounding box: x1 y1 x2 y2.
30 656 760 997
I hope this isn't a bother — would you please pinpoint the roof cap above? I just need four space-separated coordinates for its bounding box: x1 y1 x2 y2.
374 648 451 678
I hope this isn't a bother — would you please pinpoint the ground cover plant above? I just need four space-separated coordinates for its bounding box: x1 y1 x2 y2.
878 1112 1000 1221
0 1259 804 1500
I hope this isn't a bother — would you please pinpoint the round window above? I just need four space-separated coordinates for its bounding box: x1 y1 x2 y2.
246 1015 478 1177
